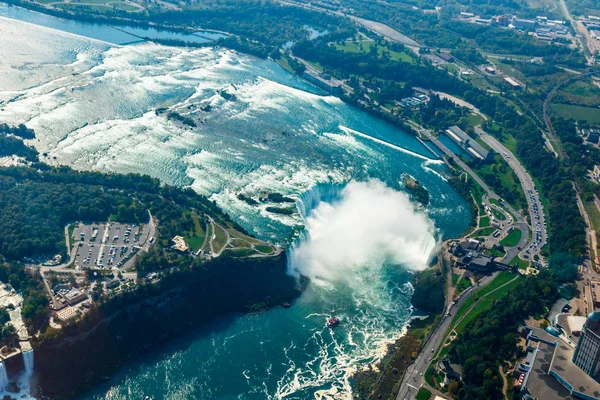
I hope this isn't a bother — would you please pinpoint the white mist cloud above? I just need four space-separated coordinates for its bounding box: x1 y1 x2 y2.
289 179 437 282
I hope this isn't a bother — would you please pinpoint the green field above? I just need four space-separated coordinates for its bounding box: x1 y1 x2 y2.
451 271 515 328
586 201 600 232
491 207 507 221
333 40 414 64
478 226 497 236
510 256 530 270
415 387 432 400
551 103 600 124
213 224 228 254
184 213 206 252
455 275 521 334
453 274 472 295
500 228 522 247
479 216 490 228
465 113 485 127
255 244 273 254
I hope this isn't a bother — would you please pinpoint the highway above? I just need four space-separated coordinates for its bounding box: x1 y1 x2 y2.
476 127 548 261
395 273 499 400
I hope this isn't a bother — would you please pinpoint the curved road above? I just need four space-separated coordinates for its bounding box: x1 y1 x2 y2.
395 272 500 400
476 127 547 261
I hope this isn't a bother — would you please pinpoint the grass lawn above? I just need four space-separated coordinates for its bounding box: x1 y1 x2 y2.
333 40 414 63
456 276 472 295
68 223 77 244
479 216 490 228
510 257 530 270
586 201 600 232
276 56 295 74
491 207 507 221
184 213 206 252
500 228 522 247
478 226 497 236
451 272 515 326
255 244 273 253
455 275 521 334
551 103 600 124
213 225 228 254
466 113 485 127
415 387 432 400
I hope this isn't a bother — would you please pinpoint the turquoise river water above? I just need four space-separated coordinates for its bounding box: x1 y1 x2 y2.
0 5 470 399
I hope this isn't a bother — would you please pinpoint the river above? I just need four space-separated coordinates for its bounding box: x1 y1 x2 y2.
0 5 470 399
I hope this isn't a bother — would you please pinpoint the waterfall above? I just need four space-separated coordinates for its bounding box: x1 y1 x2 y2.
22 350 34 374
287 179 438 281
0 361 8 390
295 183 344 219
288 183 345 277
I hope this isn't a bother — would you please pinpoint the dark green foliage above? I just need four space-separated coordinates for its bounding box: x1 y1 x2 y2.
548 253 579 283
449 272 559 399
411 268 444 314
267 193 295 203
0 123 35 139
0 173 146 259
0 262 48 332
0 136 38 161
265 206 295 215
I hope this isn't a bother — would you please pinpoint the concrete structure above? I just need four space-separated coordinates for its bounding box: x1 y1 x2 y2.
520 326 600 400
171 235 189 253
573 312 600 377
511 17 537 31
103 278 120 290
504 77 522 88
63 288 87 306
567 316 588 337
445 126 491 161
436 359 462 386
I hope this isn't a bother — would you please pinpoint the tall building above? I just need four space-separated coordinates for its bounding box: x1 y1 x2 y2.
573 311 600 377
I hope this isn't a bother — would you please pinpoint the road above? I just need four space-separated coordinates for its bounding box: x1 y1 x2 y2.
476 127 547 260
395 273 499 400
558 0 595 64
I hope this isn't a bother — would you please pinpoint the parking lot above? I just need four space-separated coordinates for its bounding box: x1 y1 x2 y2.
72 222 151 271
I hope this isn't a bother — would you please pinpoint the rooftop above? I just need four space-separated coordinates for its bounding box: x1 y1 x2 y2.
446 126 490 160
551 342 600 399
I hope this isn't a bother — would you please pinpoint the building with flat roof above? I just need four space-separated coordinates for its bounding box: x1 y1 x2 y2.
511 17 537 31
573 312 600 378
520 326 600 400
445 126 491 161
63 288 87 306
504 77 522 88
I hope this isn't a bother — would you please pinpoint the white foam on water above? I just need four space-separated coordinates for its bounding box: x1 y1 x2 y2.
339 125 442 164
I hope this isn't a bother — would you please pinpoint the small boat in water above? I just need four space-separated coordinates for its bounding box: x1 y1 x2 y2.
326 317 340 328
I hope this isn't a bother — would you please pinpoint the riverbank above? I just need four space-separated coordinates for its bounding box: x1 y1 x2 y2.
32 254 302 399
352 259 445 399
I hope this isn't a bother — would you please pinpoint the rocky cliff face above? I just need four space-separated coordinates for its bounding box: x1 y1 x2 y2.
32 254 301 399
